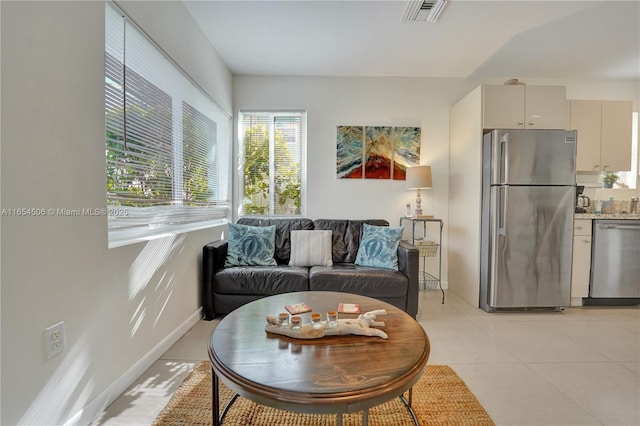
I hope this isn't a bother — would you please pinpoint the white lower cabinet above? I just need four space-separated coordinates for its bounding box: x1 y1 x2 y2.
571 219 592 306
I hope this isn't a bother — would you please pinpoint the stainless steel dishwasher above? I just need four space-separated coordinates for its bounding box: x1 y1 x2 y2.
590 220 640 299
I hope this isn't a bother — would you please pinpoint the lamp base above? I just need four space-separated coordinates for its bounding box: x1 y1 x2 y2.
414 189 423 218
414 209 423 217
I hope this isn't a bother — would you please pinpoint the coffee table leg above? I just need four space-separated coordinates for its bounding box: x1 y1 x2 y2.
400 387 419 426
211 367 220 426
336 413 342 426
363 408 369 425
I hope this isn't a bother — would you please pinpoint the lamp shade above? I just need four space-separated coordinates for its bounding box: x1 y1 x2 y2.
406 165 432 189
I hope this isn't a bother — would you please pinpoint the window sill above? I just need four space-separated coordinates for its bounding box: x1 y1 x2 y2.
108 218 228 248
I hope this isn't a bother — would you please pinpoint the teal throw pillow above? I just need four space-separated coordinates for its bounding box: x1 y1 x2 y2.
225 223 277 267
355 223 404 271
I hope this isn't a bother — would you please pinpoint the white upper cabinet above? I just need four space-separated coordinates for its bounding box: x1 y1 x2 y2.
568 100 632 172
482 85 566 130
569 100 601 171
482 85 525 129
601 101 633 172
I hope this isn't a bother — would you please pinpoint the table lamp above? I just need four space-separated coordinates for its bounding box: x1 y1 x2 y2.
406 165 432 217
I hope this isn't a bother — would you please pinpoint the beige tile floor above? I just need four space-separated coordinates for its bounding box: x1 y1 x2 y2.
91 291 640 426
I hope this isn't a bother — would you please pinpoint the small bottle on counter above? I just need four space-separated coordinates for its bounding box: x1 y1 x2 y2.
601 197 615 214
594 200 602 216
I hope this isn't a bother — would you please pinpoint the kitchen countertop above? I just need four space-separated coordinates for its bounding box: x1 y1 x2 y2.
575 213 640 220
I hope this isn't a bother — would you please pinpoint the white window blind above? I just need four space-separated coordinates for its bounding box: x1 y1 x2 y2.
239 111 307 216
105 3 230 247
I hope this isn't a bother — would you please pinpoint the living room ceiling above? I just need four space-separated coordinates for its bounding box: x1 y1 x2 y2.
183 1 639 80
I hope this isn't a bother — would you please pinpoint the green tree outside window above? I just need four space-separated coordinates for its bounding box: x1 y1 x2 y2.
241 112 304 216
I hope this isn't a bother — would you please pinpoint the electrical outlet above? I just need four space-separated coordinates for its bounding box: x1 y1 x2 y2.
44 321 65 359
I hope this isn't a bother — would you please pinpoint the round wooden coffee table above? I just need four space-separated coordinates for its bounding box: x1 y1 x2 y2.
208 291 430 425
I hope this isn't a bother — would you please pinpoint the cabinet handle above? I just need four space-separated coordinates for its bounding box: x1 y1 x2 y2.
528 121 534 126
517 121 524 126
576 226 583 230
583 239 591 243
602 165 609 170
593 164 600 170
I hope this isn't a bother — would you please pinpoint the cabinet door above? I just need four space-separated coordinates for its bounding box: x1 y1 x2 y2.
571 235 592 300
570 100 602 172
600 100 632 172
482 85 525 129
573 219 592 236
525 86 566 129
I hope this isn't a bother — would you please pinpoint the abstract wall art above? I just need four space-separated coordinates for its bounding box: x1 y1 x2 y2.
337 125 421 180
336 126 364 179
392 127 421 180
364 126 392 179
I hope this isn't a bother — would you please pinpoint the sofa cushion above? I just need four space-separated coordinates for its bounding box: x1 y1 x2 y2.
215 265 309 295
309 264 408 298
355 223 404 270
313 219 389 263
238 217 314 265
225 223 277 267
289 230 333 267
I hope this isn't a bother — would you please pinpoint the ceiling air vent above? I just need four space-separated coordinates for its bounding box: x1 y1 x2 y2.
402 0 448 23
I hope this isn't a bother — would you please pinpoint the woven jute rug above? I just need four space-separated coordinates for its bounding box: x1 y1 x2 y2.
152 361 494 426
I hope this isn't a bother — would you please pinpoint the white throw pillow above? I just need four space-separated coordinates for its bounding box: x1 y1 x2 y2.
289 230 333 267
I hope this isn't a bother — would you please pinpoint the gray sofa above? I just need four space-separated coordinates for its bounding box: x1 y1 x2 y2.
202 217 419 319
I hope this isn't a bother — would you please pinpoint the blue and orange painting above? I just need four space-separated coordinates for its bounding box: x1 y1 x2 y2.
364 126 392 179
337 126 364 179
392 127 421 180
337 125 421 179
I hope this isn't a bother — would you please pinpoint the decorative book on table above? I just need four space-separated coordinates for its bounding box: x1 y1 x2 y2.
285 302 312 315
338 303 361 314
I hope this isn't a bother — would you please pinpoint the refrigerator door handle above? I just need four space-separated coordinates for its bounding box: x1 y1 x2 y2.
501 133 509 183
498 186 508 236
491 131 510 184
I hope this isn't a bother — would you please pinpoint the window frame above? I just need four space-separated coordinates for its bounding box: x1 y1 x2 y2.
237 110 307 218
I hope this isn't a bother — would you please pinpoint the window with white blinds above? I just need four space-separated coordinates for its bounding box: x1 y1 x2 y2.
105 2 230 247
239 111 307 216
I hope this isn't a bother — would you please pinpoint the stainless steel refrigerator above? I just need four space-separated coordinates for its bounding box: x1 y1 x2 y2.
480 129 576 312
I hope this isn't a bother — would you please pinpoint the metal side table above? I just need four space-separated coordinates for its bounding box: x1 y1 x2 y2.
400 217 444 304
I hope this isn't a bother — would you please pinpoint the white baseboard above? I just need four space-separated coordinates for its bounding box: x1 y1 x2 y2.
64 308 203 426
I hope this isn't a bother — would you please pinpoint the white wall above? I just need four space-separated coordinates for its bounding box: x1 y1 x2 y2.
234 76 478 289
0 2 232 425
448 86 483 306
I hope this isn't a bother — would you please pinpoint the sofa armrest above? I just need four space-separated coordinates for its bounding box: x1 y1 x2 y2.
202 240 228 320
397 240 419 318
